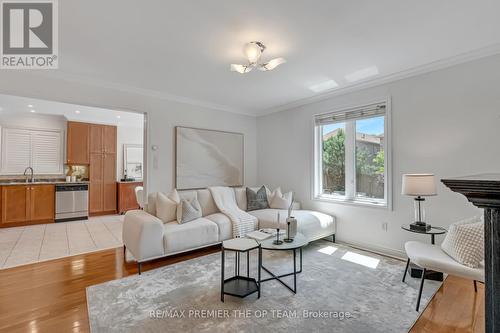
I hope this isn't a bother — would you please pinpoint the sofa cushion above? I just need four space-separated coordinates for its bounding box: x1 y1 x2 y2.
405 241 484 282
197 189 219 216
156 190 180 223
205 213 232 241
163 218 219 254
234 187 247 211
248 209 335 241
269 187 293 209
246 186 269 211
176 197 202 224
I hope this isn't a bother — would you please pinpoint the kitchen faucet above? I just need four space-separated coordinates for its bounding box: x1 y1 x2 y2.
23 167 34 183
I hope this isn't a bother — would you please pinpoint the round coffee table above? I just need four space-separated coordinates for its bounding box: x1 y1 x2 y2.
257 233 308 294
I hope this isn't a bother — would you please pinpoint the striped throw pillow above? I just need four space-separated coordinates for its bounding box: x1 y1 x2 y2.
176 197 202 224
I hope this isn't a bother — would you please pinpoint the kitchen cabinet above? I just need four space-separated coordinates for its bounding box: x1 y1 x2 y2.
89 124 117 215
30 185 55 222
66 122 90 164
0 184 55 227
117 181 143 214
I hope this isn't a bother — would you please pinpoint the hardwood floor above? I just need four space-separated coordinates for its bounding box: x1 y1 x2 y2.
0 246 484 333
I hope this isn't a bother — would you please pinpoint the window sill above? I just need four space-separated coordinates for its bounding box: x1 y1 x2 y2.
313 195 389 209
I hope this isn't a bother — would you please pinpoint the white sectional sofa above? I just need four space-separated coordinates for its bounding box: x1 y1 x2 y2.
123 187 335 273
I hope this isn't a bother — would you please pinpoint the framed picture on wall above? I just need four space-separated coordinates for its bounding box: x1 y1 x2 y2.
175 126 244 190
123 144 143 180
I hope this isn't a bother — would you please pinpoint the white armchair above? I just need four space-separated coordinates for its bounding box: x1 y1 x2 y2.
403 240 484 311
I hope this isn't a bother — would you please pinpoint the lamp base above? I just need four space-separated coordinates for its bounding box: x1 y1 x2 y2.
272 240 284 245
283 238 294 243
410 222 431 232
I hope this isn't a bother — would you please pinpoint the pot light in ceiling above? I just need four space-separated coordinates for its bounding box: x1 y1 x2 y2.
116 115 121 119
230 41 286 74
345 66 379 83
27 104 33 108
309 79 338 93
30 109 36 113
75 110 81 114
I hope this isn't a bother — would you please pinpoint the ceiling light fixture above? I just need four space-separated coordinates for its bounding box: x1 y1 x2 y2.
75 110 81 114
116 115 121 119
230 41 286 74
345 66 379 83
309 79 339 93
30 109 36 113
27 104 33 108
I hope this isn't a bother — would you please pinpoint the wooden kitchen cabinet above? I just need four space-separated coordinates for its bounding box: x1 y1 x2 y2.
30 185 55 222
117 181 143 214
89 124 117 215
66 121 90 164
1 184 55 227
1 186 30 225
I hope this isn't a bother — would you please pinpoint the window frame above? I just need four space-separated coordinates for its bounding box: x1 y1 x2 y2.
312 98 392 209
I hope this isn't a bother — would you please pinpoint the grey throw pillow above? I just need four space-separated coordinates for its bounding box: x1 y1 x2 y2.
176 197 202 224
246 186 269 211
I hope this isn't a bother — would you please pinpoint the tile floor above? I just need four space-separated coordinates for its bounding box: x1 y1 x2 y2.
0 215 123 269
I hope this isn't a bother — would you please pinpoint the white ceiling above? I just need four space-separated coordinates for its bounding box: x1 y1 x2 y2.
0 94 144 128
48 0 500 116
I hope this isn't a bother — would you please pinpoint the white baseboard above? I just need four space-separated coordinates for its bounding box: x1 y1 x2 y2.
336 238 406 261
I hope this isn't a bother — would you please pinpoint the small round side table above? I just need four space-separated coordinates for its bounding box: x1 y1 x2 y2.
401 224 447 245
401 224 447 281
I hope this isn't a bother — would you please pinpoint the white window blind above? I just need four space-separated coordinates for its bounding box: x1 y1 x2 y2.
1 127 63 175
1 128 31 174
314 103 386 125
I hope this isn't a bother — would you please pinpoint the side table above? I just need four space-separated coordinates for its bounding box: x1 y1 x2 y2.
221 238 261 302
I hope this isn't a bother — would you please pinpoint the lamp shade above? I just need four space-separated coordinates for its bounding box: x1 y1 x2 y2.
402 174 437 196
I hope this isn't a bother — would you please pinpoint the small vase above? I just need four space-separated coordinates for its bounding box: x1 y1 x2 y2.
285 217 297 241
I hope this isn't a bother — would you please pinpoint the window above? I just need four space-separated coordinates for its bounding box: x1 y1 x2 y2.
313 101 390 207
1 127 63 175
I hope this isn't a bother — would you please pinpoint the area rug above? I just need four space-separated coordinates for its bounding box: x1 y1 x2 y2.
86 240 442 333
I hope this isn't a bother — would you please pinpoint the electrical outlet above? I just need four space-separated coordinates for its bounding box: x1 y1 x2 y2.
382 222 388 232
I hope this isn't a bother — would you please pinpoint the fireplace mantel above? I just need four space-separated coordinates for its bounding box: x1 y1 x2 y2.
442 173 500 333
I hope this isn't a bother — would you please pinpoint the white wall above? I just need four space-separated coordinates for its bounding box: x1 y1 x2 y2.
0 73 258 194
0 112 67 132
257 54 500 257
116 124 144 181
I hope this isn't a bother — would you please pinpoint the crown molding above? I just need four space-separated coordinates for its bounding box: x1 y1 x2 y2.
259 43 500 116
25 43 500 118
28 71 256 116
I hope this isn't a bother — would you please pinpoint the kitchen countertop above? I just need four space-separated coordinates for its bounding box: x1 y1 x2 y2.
0 180 89 186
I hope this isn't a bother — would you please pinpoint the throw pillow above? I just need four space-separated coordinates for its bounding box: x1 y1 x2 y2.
441 215 484 268
176 197 202 224
246 186 269 211
269 187 293 209
234 187 247 211
156 189 180 223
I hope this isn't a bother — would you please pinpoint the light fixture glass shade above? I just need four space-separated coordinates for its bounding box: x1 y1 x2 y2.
402 174 437 196
243 42 262 64
230 64 252 74
258 57 286 71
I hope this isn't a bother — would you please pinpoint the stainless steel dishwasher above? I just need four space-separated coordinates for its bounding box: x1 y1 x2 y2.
55 183 89 222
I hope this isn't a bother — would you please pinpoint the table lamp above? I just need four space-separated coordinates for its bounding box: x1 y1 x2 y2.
402 174 437 231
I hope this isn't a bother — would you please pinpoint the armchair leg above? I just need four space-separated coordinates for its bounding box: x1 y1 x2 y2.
331 234 336 243
416 268 426 311
402 258 410 282
474 280 477 293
